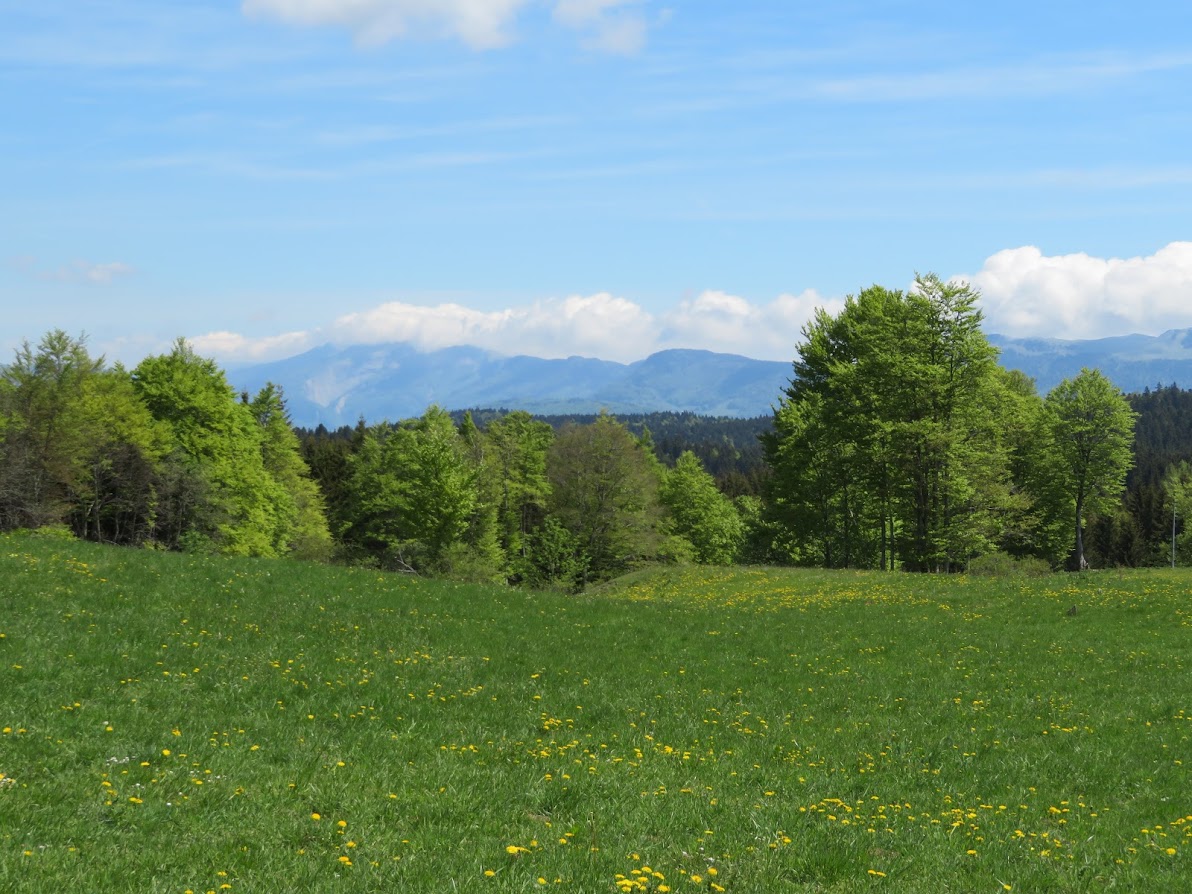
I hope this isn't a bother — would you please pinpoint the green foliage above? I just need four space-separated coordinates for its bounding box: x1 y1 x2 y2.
1162 460 1192 564
69 366 170 545
0 330 104 529
342 407 482 572
249 384 334 561
479 410 553 573
517 516 588 590
0 332 168 545
23 522 77 540
133 341 290 556
659 451 743 565
547 413 663 582
966 551 1054 577
9 318 1184 584
1043 368 1138 569
765 276 1026 571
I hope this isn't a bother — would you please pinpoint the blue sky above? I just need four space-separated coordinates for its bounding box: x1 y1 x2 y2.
4 0 1192 366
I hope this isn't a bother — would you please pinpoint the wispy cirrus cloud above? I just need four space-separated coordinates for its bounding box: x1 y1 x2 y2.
552 0 649 54
241 0 657 52
806 51 1192 103
11 257 136 284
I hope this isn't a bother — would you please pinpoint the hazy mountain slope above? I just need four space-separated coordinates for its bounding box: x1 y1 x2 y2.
230 329 1192 428
989 328 1192 393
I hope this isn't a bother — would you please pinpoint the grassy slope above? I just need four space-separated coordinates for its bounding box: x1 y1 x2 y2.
1 533 1190 893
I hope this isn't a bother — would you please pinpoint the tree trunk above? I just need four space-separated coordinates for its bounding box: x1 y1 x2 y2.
1074 496 1088 570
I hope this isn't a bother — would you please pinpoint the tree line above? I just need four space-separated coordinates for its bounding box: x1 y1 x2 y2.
0 332 745 587
7 283 1192 580
0 333 333 559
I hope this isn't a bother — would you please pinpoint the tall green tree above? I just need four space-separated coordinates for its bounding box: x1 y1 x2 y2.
1043 368 1137 570
765 275 1019 571
0 332 172 544
984 367 1064 564
480 410 553 571
69 365 169 544
1163 460 1192 565
547 413 662 582
341 407 482 574
300 421 366 542
659 450 744 565
0 331 103 529
249 384 334 561
133 341 289 556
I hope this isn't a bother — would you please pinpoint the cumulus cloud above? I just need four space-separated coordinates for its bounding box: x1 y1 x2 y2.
968 242 1192 339
189 329 316 363
242 0 653 51
165 241 1192 368
329 293 658 361
661 289 842 359
189 287 834 365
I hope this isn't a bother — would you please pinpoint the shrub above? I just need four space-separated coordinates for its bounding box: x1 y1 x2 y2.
967 551 1053 577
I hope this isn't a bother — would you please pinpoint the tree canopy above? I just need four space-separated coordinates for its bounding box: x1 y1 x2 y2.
1 317 1175 581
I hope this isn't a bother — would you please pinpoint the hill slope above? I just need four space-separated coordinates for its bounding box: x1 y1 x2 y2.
3 531 1190 892
232 345 791 426
230 329 1192 426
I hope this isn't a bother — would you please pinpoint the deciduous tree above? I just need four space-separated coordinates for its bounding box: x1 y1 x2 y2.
133 340 289 556
1043 368 1137 569
547 413 662 581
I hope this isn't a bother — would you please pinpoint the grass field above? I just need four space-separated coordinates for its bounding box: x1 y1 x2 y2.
1 530 1190 892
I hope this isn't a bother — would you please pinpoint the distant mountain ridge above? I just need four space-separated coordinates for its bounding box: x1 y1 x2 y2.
230 344 790 428
230 329 1192 429
988 329 1192 394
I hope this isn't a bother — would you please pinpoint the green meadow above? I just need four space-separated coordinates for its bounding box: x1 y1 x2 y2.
1 532 1190 892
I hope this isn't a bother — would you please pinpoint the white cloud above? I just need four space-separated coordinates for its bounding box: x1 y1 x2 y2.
329 293 658 361
191 242 1192 367
552 0 646 54
660 289 842 359
242 0 529 48
80 262 136 283
552 0 632 25
242 0 652 51
190 287 834 366
181 242 1192 368
579 14 647 54
968 242 1192 339
189 329 316 362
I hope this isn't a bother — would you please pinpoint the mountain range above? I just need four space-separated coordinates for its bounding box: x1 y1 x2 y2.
229 329 1192 429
